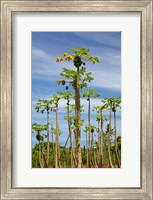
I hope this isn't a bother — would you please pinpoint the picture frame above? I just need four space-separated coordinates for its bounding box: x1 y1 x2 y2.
0 0 152 199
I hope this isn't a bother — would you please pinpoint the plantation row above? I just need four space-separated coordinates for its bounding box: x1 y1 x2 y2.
32 47 121 168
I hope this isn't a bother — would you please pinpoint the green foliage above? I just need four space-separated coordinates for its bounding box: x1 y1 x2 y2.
32 123 47 132
83 125 96 133
50 94 61 107
94 105 107 121
96 115 107 122
57 91 74 100
57 67 94 89
32 123 48 142
35 99 53 112
102 97 121 111
56 47 99 65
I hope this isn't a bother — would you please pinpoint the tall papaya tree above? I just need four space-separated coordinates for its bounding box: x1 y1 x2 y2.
58 91 74 167
102 97 114 168
32 123 47 168
56 48 99 168
112 97 121 167
94 108 107 168
94 104 107 167
35 99 53 167
51 95 61 168
82 89 100 167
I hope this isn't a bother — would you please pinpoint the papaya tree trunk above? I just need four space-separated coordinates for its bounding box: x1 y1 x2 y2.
114 109 121 167
67 96 73 168
51 125 54 151
97 120 100 167
108 101 114 168
38 135 43 168
55 104 60 168
91 125 94 167
99 109 103 168
88 96 91 167
74 129 77 167
86 130 88 167
46 110 49 167
75 66 81 168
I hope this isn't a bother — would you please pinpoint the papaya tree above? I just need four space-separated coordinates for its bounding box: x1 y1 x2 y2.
51 95 61 168
58 91 74 167
104 123 114 167
35 99 53 167
32 123 47 168
102 97 114 168
112 97 121 167
94 103 107 167
56 47 99 168
82 89 100 167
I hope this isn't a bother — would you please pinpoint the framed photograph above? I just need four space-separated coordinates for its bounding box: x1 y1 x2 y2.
1 0 152 199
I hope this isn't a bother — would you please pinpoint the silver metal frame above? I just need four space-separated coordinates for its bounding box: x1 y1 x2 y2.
1 1 152 199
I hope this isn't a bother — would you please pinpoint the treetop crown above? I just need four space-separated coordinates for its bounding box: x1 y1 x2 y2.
56 47 99 64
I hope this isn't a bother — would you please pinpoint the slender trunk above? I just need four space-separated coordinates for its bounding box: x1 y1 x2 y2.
108 101 114 168
38 138 43 168
75 66 81 168
41 140 44 167
99 109 103 168
86 130 88 167
98 120 100 167
96 141 99 168
55 104 60 168
51 128 55 166
74 129 77 167
46 110 49 167
91 125 94 167
114 109 121 167
67 96 73 168
88 96 91 167
51 127 54 150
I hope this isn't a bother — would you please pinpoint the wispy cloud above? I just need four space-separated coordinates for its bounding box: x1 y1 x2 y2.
90 69 121 90
73 32 121 49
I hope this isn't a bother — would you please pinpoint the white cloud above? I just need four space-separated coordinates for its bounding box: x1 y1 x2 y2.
32 48 50 60
90 69 121 90
32 47 62 80
73 32 121 48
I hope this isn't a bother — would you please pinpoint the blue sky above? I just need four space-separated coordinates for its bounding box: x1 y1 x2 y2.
32 32 121 147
